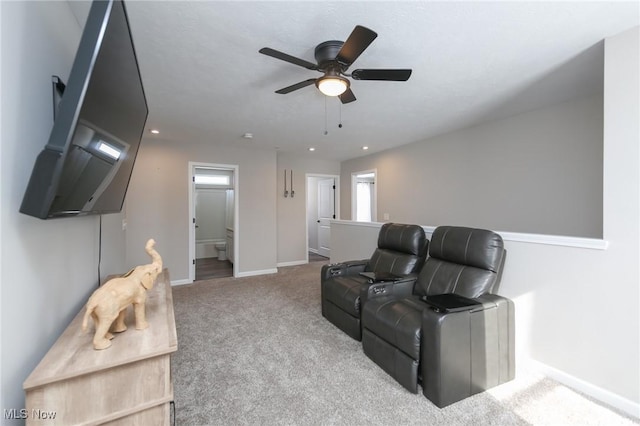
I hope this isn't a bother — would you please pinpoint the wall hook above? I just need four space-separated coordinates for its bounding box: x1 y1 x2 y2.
290 170 295 198
284 169 288 198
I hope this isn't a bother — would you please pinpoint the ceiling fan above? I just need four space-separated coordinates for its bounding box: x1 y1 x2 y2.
259 25 411 104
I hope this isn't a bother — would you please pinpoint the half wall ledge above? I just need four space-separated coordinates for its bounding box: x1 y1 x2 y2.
330 220 609 251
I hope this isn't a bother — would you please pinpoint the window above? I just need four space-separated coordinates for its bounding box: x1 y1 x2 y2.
351 169 377 222
194 175 230 185
356 182 372 222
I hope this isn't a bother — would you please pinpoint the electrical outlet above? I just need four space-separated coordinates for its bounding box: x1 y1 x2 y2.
383 213 390 220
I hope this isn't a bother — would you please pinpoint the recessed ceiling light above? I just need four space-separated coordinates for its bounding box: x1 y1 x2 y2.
243 133 253 139
362 146 369 150
150 129 160 134
308 147 315 151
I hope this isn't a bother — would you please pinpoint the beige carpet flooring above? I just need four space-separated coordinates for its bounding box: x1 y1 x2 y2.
171 262 638 425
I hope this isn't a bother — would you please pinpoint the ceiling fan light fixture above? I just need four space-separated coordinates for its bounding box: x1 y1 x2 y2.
316 75 349 97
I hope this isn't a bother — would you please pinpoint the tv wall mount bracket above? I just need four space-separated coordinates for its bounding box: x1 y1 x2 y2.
51 75 66 121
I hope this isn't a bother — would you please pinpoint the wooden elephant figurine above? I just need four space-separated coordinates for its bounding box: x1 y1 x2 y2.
82 239 163 350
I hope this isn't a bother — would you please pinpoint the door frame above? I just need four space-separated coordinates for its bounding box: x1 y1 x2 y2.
188 161 239 281
351 168 377 222
305 173 340 262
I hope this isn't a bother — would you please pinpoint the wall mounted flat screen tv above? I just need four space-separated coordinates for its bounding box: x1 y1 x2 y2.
20 0 148 219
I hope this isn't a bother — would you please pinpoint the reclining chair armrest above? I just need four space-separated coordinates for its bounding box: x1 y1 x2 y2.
361 275 417 305
474 294 512 311
475 294 516 381
421 294 515 408
321 259 368 282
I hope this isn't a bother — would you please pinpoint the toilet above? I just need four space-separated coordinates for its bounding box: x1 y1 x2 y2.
215 242 227 261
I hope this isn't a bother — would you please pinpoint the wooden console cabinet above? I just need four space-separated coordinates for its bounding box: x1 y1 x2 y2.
23 269 177 425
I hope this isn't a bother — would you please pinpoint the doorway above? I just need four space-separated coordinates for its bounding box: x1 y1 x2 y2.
351 169 377 222
306 174 340 261
188 162 239 281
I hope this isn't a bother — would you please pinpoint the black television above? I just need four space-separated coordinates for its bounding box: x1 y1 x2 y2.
20 0 148 219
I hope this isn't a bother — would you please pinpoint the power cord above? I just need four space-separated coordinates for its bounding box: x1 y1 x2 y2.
98 214 102 287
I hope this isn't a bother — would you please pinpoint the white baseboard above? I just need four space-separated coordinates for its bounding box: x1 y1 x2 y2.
236 268 278 278
308 248 319 254
527 359 639 418
171 279 192 286
277 260 307 267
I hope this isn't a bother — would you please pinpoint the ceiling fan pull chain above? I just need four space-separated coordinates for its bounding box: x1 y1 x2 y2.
339 101 343 129
324 96 329 135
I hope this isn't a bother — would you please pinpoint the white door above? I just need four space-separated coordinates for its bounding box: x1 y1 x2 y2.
317 178 335 258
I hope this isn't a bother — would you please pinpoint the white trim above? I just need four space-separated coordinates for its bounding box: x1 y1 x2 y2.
277 260 307 267
236 268 278 278
330 220 608 250
171 279 192 286
497 231 608 250
526 359 639 419
308 248 319 254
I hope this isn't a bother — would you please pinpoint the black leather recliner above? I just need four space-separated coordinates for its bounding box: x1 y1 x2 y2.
361 226 514 407
321 223 429 341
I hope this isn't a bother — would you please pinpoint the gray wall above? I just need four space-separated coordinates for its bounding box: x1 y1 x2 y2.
341 95 603 238
307 177 319 252
125 139 277 279
195 189 227 241
1 1 126 415
332 27 639 411
276 153 340 265
125 147 340 277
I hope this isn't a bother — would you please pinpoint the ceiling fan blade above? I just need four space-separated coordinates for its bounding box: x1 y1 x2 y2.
259 47 318 70
275 79 317 94
351 69 412 81
335 25 377 67
339 88 356 104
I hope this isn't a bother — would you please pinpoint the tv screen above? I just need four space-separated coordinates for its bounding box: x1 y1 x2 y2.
20 0 148 219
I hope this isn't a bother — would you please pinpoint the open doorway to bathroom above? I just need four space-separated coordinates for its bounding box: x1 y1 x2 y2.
188 162 239 281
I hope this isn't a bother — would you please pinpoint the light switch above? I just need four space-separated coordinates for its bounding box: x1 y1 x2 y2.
383 213 390 220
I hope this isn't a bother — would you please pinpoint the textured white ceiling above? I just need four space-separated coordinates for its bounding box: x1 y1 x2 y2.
101 1 639 161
